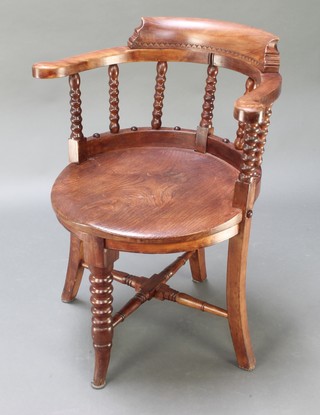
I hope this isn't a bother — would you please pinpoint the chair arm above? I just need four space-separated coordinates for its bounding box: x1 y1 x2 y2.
32 46 130 79
234 73 282 123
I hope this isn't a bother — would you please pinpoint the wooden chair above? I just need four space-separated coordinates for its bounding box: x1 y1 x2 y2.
32 17 281 389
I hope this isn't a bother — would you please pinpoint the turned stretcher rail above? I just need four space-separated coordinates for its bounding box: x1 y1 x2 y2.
111 269 228 325
82 254 228 326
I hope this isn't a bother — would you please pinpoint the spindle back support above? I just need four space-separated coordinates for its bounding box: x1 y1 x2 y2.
34 18 281 182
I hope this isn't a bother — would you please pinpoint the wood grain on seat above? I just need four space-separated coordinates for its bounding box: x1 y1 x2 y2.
52 146 242 248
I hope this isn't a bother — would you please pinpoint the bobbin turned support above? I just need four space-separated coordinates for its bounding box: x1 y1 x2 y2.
83 236 118 389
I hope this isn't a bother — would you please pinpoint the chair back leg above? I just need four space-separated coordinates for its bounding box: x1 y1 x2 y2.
189 248 207 283
61 233 84 303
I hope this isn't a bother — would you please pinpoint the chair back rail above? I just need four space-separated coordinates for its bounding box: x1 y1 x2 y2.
33 17 281 179
128 17 279 73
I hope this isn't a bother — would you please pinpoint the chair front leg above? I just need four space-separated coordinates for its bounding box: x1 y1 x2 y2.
226 208 255 370
84 236 117 389
226 178 258 370
61 233 85 303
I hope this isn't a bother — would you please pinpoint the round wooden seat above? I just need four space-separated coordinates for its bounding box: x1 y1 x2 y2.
52 146 242 252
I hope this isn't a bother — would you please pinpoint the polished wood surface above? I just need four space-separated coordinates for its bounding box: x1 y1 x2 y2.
52 146 242 247
33 17 281 388
128 17 280 73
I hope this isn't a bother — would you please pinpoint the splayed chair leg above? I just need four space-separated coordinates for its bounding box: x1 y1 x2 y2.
226 218 256 371
61 233 84 303
190 248 207 283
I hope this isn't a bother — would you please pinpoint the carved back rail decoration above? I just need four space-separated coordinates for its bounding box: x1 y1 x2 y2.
151 61 168 129
108 64 120 133
69 73 84 141
200 54 218 130
128 17 280 73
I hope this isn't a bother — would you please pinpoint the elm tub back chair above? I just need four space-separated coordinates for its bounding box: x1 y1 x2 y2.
32 17 281 389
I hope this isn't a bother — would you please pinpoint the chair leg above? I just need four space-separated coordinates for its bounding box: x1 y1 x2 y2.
61 233 85 303
84 236 117 389
226 222 256 371
189 248 207 282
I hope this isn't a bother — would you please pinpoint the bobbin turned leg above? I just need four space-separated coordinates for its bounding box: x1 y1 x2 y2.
189 248 207 283
226 180 256 370
61 233 84 303
89 267 113 389
84 236 117 389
